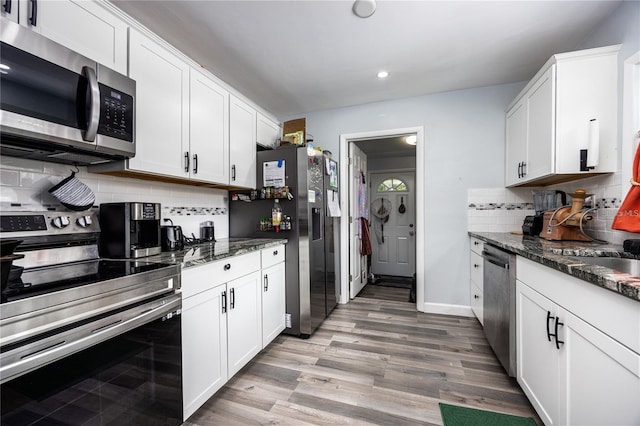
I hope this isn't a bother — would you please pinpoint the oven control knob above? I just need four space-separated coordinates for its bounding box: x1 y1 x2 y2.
51 216 70 229
76 216 92 228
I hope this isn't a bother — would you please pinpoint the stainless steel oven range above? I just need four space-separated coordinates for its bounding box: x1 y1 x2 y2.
0 210 182 425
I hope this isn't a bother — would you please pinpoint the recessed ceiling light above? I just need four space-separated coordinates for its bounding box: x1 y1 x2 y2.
377 71 389 79
405 135 417 145
353 0 376 18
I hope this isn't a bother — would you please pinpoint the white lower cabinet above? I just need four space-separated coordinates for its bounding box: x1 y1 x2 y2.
516 257 640 426
226 271 262 377
181 279 227 420
469 237 484 325
181 246 286 420
261 244 286 347
262 261 286 346
181 253 261 420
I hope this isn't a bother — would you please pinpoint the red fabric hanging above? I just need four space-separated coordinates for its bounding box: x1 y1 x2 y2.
360 218 372 256
612 139 640 232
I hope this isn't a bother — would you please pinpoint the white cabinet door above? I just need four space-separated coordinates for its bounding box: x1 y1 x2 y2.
25 0 128 74
262 262 286 347
1 0 19 22
256 112 281 149
189 68 229 185
128 29 189 178
227 271 262 377
182 283 228 420
516 281 559 426
560 310 640 426
229 95 257 189
505 100 527 186
525 66 555 182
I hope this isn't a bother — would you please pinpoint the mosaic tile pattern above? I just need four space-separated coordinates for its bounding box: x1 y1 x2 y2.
163 206 227 215
468 202 533 210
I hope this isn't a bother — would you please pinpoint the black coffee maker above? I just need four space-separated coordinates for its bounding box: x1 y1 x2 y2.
99 202 162 258
522 190 567 236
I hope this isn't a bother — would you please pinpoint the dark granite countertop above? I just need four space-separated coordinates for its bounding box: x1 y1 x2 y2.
145 238 287 269
469 232 640 302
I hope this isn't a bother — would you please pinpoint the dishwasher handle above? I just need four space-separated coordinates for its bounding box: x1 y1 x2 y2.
482 250 510 270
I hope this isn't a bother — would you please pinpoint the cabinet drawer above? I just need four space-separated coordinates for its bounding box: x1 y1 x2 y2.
470 237 484 255
261 244 285 269
470 250 483 284
470 281 483 325
182 252 260 299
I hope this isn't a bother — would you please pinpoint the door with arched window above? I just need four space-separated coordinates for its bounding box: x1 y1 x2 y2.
369 171 416 277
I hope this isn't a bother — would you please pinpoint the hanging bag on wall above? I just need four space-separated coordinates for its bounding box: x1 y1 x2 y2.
612 134 640 233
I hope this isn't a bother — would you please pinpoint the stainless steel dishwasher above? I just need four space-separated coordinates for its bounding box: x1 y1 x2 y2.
482 244 516 377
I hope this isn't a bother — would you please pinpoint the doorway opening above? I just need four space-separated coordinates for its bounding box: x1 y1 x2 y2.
338 127 424 309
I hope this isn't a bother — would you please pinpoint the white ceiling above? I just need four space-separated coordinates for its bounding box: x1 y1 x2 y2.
112 0 621 117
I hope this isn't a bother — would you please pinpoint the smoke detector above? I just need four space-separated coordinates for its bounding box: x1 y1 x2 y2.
353 0 376 18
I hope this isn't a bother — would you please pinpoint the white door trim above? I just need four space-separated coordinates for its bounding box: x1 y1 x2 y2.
339 126 424 311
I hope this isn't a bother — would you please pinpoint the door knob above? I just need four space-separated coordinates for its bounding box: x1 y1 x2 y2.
409 224 414 228
409 231 414 236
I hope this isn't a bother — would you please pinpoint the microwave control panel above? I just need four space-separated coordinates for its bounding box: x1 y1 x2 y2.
98 83 134 142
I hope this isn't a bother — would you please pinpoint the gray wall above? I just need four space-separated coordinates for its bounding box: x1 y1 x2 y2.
284 82 524 309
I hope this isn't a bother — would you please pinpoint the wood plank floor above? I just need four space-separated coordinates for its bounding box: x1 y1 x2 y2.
184 286 541 425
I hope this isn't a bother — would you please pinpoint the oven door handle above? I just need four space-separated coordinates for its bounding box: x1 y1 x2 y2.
0 294 181 384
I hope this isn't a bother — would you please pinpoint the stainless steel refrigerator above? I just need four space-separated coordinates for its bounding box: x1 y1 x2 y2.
229 145 340 337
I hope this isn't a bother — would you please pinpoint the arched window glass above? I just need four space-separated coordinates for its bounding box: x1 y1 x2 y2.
377 178 408 192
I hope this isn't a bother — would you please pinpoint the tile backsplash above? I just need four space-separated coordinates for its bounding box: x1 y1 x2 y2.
468 172 638 245
0 157 229 239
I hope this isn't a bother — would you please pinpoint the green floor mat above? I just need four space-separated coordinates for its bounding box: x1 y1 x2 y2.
439 403 537 426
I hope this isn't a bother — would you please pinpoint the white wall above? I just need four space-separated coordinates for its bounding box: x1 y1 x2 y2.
284 82 524 310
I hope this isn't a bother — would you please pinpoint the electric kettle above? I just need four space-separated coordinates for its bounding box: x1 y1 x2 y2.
161 219 184 251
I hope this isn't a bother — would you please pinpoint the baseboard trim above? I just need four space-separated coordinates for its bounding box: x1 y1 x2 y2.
420 302 474 317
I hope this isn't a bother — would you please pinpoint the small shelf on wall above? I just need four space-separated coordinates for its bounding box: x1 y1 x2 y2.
230 186 293 202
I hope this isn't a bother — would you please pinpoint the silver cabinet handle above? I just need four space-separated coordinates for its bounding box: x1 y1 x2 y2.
82 66 100 142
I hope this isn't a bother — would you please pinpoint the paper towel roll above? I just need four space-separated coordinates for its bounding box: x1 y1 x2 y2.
587 118 599 168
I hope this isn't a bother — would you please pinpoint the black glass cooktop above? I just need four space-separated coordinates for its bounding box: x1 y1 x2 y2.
2 259 173 303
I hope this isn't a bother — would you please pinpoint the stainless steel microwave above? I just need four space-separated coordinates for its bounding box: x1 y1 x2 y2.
0 18 135 165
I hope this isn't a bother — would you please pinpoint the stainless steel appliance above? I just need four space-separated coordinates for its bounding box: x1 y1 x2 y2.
0 18 136 165
482 244 516 377
162 219 185 252
200 220 216 242
230 145 340 337
522 190 566 236
99 202 161 258
0 210 182 424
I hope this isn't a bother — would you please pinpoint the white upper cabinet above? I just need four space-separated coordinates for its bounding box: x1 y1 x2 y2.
229 95 257 189
1 0 18 22
127 28 190 178
9 0 127 74
189 68 230 185
505 45 620 187
256 112 281 149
